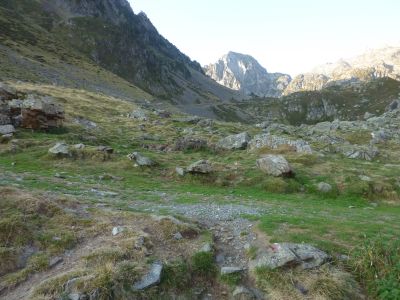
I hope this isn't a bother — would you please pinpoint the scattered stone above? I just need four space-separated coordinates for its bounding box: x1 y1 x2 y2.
174 116 201 124
68 293 81 300
0 124 15 135
317 182 332 193
175 167 186 176
74 143 85 149
232 286 257 300
0 113 11 125
127 152 155 166
186 160 213 174
173 136 207 151
96 146 114 154
112 226 125 236
133 261 163 290
74 117 97 130
153 109 171 118
256 155 293 177
342 145 379 161
173 232 183 240
217 132 250 150
0 83 17 100
48 142 70 156
386 99 400 111
91 189 119 197
49 256 63 268
129 108 148 121
0 133 13 143
197 118 214 127
359 175 372 182
200 243 213 253
220 266 243 275
363 112 375 120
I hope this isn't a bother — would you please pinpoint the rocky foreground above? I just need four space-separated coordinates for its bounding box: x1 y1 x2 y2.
0 82 399 299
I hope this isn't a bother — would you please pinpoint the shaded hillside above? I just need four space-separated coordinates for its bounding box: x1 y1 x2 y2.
0 0 239 117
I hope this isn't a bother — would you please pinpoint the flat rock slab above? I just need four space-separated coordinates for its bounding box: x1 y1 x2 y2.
250 243 330 270
221 266 243 275
133 262 163 290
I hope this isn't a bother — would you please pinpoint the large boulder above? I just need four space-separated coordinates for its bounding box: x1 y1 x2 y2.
173 136 207 151
21 95 64 130
256 155 293 177
187 160 213 174
249 134 312 154
249 243 330 271
317 182 332 193
217 132 250 150
127 152 155 166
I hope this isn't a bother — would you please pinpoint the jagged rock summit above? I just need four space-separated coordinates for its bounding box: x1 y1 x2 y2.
204 52 291 97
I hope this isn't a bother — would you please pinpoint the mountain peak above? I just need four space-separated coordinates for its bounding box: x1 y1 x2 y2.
205 52 291 97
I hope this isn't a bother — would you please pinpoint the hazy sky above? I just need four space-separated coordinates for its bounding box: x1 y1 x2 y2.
129 0 400 75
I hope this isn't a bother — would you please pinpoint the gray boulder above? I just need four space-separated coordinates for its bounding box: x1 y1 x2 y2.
250 243 330 271
187 160 213 174
127 152 154 166
0 124 15 135
48 142 70 156
256 155 293 177
133 261 163 290
0 83 17 100
217 132 250 150
175 167 186 176
317 182 332 193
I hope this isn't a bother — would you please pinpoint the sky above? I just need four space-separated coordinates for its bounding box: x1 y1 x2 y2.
129 0 400 76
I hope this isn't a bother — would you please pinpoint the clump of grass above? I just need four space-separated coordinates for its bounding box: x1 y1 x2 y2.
261 177 302 194
256 266 362 300
220 272 242 286
191 251 216 277
349 237 400 299
344 130 372 145
246 246 258 260
161 260 191 290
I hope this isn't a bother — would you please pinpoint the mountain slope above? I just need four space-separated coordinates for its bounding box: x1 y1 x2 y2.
0 0 240 117
205 52 291 97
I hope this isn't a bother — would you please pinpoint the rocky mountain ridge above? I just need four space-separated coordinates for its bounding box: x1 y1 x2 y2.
205 47 400 98
284 46 400 94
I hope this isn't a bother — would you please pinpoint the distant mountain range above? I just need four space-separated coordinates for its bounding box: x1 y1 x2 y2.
205 47 400 97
